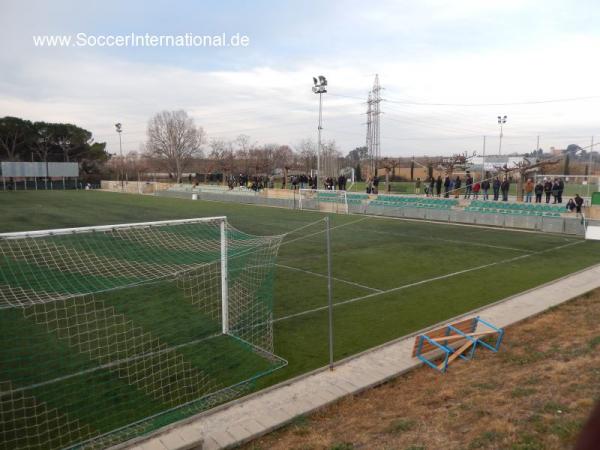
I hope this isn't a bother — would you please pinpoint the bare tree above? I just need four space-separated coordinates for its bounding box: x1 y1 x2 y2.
296 138 317 173
209 138 235 183
145 110 205 183
273 145 294 188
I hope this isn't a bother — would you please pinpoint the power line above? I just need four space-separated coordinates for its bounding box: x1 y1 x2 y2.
329 92 600 107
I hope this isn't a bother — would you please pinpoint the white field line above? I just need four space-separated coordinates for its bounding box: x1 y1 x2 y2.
368 229 533 253
281 216 370 247
274 240 584 323
276 263 382 293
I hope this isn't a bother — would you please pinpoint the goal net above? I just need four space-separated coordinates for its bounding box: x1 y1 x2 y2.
299 189 348 214
0 217 285 449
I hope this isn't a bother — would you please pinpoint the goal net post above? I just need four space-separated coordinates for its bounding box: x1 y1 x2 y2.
0 217 286 449
299 189 349 214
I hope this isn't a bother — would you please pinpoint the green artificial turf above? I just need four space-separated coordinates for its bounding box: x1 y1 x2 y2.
1 190 599 448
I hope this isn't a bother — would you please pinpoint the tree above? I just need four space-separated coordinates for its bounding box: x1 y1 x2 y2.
52 123 92 162
0 116 33 161
145 110 205 183
273 145 294 188
355 164 362 182
296 139 317 173
346 146 368 164
32 122 55 164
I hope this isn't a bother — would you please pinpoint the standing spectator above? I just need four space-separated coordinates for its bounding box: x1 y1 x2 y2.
551 179 559 204
501 178 510 201
429 177 435 197
464 172 473 199
481 178 490 200
557 178 564 204
543 178 553 203
443 176 451 198
454 176 462 198
472 181 481 199
534 180 543 203
415 177 421 195
338 174 345 191
524 178 534 203
493 177 501 201
574 194 584 214
366 177 372 194
373 176 380 195
435 175 443 197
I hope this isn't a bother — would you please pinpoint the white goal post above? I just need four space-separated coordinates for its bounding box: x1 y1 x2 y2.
298 189 349 214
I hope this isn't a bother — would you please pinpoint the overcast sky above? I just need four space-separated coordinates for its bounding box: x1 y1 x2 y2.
1 0 599 157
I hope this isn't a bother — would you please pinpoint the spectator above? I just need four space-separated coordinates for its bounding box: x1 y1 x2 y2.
338 175 345 191
543 178 553 203
551 179 560 204
454 176 462 198
492 177 501 201
373 176 380 195
415 177 421 195
472 181 481 199
534 180 543 203
524 178 534 203
444 176 451 198
481 178 490 200
566 198 576 212
557 178 565 203
464 173 473 199
366 177 372 194
429 177 435 197
435 175 443 197
501 178 510 201
575 194 584 214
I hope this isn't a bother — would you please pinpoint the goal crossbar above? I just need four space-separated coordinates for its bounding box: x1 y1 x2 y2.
0 216 227 239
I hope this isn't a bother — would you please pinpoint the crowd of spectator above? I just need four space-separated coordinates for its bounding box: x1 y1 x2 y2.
422 172 512 201
420 173 576 206
226 174 275 191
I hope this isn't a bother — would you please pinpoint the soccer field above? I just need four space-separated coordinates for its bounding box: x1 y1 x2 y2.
2 190 600 448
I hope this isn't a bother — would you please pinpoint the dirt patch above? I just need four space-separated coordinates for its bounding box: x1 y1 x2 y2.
242 289 600 450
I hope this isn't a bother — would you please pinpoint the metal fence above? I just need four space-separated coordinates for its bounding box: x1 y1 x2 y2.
1 178 91 190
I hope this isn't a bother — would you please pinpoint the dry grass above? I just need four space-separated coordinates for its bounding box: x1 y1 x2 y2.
241 289 600 450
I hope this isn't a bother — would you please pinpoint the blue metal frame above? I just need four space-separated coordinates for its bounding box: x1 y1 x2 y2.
415 317 504 373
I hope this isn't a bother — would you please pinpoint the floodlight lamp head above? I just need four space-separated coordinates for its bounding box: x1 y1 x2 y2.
313 77 318 86
115 123 122 132
319 75 327 86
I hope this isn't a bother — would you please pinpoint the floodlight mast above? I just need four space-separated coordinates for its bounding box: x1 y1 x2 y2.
497 115 507 155
312 75 327 189
115 123 123 190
